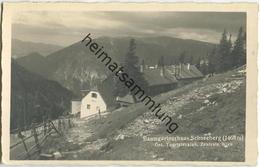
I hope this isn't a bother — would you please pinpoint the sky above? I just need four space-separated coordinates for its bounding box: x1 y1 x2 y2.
12 11 246 46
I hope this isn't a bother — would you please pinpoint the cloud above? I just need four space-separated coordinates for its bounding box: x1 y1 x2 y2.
13 11 127 30
12 11 246 46
159 28 222 43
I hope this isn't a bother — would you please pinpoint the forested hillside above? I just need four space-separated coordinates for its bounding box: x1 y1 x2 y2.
11 60 74 130
15 36 214 95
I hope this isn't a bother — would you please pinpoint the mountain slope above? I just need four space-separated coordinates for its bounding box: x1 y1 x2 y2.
47 36 215 93
11 60 74 130
16 52 53 78
52 36 214 65
39 66 246 161
12 39 63 58
93 66 245 161
15 36 214 95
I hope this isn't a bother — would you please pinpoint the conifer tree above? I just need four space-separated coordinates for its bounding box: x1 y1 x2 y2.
187 55 193 64
179 51 186 64
195 56 201 69
114 39 147 99
215 29 232 72
226 34 233 68
198 56 208 75
158 56 165 68
231 27 246 67
208 46 217 75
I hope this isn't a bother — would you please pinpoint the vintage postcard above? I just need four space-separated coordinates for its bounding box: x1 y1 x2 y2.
1 2 258 165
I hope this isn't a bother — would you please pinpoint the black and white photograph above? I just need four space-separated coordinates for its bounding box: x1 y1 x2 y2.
1 3 258 165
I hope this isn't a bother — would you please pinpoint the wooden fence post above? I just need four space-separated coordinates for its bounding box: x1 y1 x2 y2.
58 119 62 131
50 120 62 136
47 119 51 132
98 110 101 120
32 124 41 153
68 118 72 128
18 130 30 159
62 119 66 130
44 121 47 135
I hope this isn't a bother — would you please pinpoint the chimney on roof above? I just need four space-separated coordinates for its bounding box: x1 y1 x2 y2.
160 64 165 77
140 65 144 73
160 67 164 77
187 63 190 70
179 63 182 76
159 56 165 77
140 59 145 73
173 66 177 77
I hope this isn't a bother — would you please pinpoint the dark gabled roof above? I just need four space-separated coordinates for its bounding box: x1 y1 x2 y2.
143 68 178 86
73 90 90 101
116 94 135 104
165 64 203 80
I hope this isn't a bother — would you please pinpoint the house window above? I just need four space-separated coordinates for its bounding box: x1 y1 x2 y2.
87 104 91 109
91 93 97 98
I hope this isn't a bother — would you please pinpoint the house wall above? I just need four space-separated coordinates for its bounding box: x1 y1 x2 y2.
71 101 81 115
80 91 107 118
